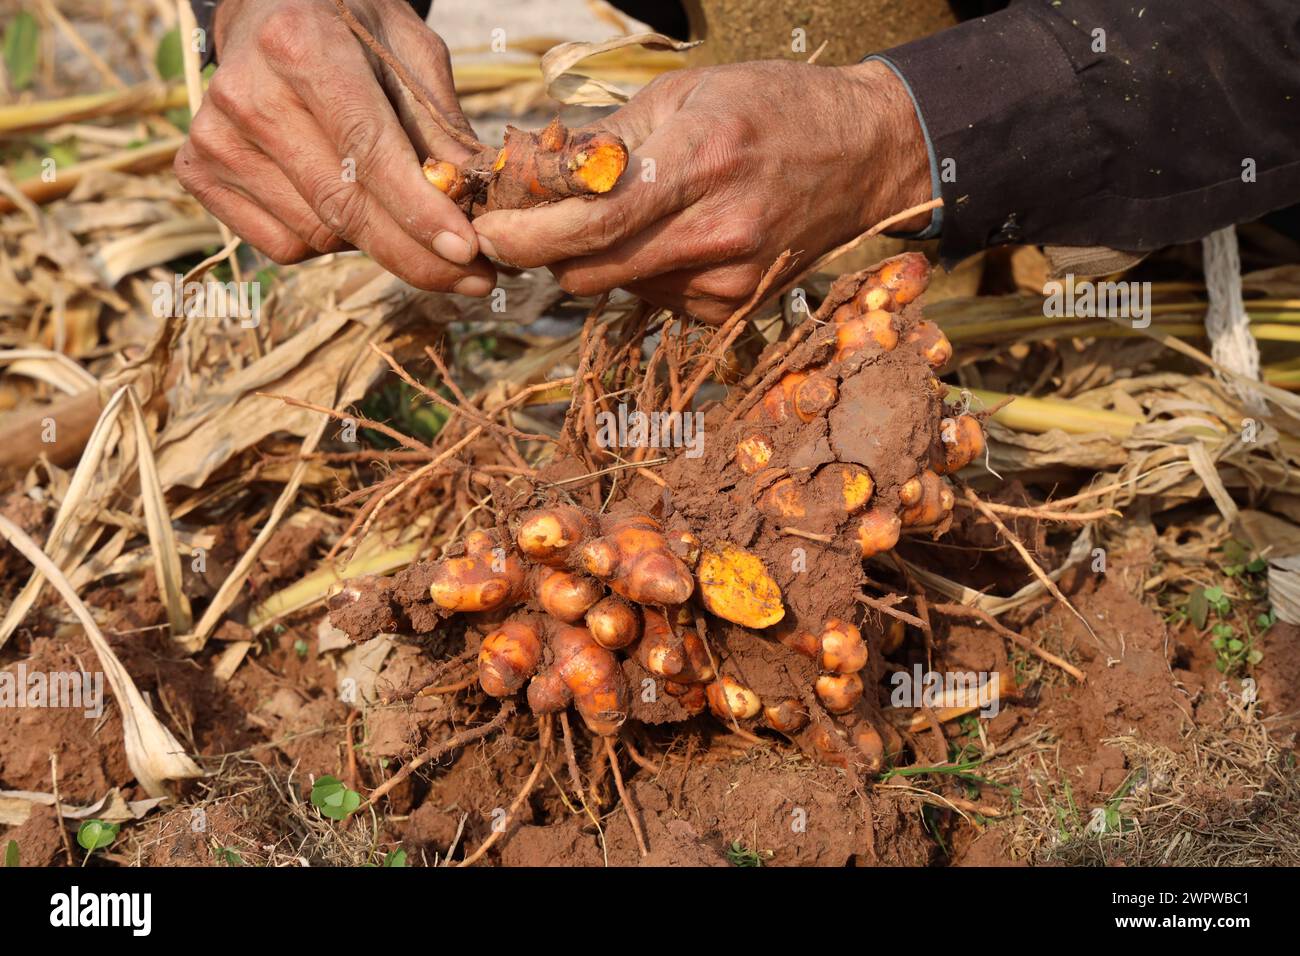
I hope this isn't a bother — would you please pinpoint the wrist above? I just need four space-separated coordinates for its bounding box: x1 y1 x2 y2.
212 0 258 56
839 60 934 236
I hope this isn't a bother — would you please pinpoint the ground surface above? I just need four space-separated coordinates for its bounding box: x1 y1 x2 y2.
4 495 1294 867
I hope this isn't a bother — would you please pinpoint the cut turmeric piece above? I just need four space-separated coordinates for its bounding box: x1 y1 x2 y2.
696 543 785 629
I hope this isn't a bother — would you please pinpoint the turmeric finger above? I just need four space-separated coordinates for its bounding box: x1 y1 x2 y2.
777 625 821 660
935 413 986 475
553 623 628 735
834 310 898 361
763 697 810 733
819 619 868 674
579 514 695 606
857 507 902 559
665 681 708 715
516 505 597 567
536 568 603 623
479 619 543 697
735 432 775 475
900 470 955 528
815 673 864 714
428 532 525 612
636 608 686 678
904 320 953 370
757 477 807 520
585 596 642 650
853 725 885 774
707 676 762 721
875 252 930 306
793 373 838 422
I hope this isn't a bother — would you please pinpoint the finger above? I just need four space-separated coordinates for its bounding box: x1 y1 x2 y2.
546 200 763 295
215 64 494 292
472 118 710 268
187 107 349 254
174 144 313 264
624 262 766 325
381 17 480 162
264 23 480 266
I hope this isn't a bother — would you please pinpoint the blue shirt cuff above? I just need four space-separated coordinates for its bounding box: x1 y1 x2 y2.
863 54 943 241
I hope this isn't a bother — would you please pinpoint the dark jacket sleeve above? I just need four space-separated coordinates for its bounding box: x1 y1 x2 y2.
876 0 1300 263
191 0 433 64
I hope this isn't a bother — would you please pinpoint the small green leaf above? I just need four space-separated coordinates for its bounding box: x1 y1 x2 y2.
216 847 243 865
156 27 184 81
1227 638 1244 653
76 820 119 852
1222 539 1248 565
3 12 39 92
1215 658 1228 673
1211 636 1226 650
382 849 407 867
10 156 42 182
4 840 18 867
48 140 79 168
311 775 361 821
1247 648 1264 665
1204 586 1224 603
1246 557 1267 574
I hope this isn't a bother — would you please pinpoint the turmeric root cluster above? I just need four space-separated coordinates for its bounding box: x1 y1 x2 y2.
423 117 629 217
424 498 914 769
425 511 695 736
332 253 985 775
740 252 984 560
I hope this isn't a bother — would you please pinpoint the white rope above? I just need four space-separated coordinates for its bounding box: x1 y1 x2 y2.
1201 226 1265 412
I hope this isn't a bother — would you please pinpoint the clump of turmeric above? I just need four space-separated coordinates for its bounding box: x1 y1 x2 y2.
424 117 629 217
332 253 984 777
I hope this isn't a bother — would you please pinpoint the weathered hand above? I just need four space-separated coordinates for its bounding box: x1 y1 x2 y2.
471 60 932 323
175 0 493 295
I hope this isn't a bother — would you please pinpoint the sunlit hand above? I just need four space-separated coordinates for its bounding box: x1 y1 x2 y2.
472 60 932 322
175 0 494 295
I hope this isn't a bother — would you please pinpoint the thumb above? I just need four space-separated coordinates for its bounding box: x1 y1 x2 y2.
574 70 696 153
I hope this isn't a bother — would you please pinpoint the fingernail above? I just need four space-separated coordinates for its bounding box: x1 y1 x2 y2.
433 230 474 265
453 276 493 297
477 234 499 260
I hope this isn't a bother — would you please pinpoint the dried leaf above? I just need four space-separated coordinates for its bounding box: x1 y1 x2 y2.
0 788 164 826
125 386 192 636
0 514 202 797
0 348 98 394
540 32 696 106
0 385 127 648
